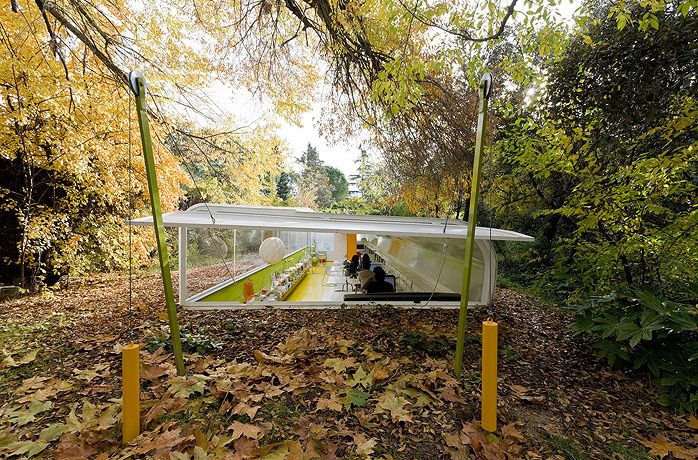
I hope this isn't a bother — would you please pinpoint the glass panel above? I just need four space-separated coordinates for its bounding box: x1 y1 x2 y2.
185 228 241 298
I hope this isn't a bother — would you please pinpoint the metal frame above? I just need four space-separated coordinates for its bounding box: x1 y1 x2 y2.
130 71 185 376
454 73 492 376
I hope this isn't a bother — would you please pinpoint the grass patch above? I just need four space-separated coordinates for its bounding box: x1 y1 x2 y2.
402 331 454 357
147 326 221 354
605 442 654 460
544 433 590 460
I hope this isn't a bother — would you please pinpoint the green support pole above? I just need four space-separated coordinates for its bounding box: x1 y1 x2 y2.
129 71 186 376
454 74 492 377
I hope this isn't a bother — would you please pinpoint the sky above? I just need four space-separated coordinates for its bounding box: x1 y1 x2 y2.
204 82 365 180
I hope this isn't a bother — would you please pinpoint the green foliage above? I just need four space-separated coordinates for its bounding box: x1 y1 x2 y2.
494 2 698 302
494 5 698 413
296 143 331 208
147 327 221 355
569 290 698 412
402 331 453 357
275 172 294 201
324 165 349 203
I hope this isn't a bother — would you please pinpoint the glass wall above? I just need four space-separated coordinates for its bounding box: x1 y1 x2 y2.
184 228 313 300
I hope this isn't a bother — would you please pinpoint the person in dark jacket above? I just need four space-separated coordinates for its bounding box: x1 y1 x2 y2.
360 253 371 270
364 266 394 293
347 254 360 276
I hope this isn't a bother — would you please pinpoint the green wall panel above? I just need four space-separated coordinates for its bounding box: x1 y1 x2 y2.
198 248 308 302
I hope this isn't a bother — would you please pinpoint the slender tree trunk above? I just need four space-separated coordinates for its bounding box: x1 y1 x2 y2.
19 159 33 289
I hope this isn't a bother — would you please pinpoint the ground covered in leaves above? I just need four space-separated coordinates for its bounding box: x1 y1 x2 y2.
0 272 696 459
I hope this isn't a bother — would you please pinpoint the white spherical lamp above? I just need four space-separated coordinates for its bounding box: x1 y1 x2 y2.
259 237 286 265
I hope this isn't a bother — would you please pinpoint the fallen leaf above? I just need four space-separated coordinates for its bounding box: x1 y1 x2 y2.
316 395 343 412
376 393 412 422
38 423 68 442
132 427 194 455
143 363 170 380
353 433 377 457
54 433 98 459
8 400 52 426
348 365 373 388
2 349 38 368
501 423 525 442
639 435 697 459
341 387 370 409
253 350 284 364
689 415 698 430
6 440 48 457
441 386 466 404
229 421 264 441
232 401 260 419
323 357 356 373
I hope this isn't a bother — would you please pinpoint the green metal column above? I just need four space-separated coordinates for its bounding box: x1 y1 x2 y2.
454 74 492 377
129 71 186 376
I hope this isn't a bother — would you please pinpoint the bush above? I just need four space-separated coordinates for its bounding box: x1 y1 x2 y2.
569 290 698 413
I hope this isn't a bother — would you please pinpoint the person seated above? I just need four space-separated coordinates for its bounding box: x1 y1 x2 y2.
364 266 395 293
360 253 371 270
346 254 360 277
357 254 374 287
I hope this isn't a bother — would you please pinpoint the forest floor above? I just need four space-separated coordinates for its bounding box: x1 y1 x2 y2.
0 272 696 459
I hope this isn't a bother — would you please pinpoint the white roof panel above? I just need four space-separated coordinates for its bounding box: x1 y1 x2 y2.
129 204 534 242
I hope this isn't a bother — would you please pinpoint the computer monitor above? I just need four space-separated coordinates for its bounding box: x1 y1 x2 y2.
369 263 382 271
384 275 396 289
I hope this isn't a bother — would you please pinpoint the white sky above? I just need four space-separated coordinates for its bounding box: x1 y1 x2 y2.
204 82 364 179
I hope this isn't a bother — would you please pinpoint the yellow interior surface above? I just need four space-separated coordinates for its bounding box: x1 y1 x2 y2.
285 264 335 301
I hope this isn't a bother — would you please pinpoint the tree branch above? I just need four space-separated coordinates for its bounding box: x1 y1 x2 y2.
398 0 518 42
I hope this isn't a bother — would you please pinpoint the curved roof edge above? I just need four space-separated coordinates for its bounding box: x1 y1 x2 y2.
129 203 534 242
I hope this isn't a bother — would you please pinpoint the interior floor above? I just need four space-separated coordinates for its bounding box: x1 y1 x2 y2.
285 262 354 302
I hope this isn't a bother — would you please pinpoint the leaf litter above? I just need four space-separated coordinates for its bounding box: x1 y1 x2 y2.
0 271 695 458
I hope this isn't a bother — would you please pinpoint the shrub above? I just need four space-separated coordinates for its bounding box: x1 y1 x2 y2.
569 290 698 413
402 331 453 357
147 326 222 355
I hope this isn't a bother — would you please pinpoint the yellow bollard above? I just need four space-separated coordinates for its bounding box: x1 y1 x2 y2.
481 320 498 432
122 343 140 443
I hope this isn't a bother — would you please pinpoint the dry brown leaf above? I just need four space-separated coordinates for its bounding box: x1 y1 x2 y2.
142 363 170 380
501 423 525 442
688 415 698 430
253 350 285 364
442 432 462 449
233 436 259 457
54 433 98 459
232 401 260 420
133 427 194 455
2 349 38 368
440 386 466 404
639 435 697 459
353 433 377 457
508 384 530 394
481 442 506 460
316 395 343 412
229 421 264 441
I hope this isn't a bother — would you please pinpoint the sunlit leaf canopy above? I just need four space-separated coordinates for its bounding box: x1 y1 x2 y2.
27 0 575 120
